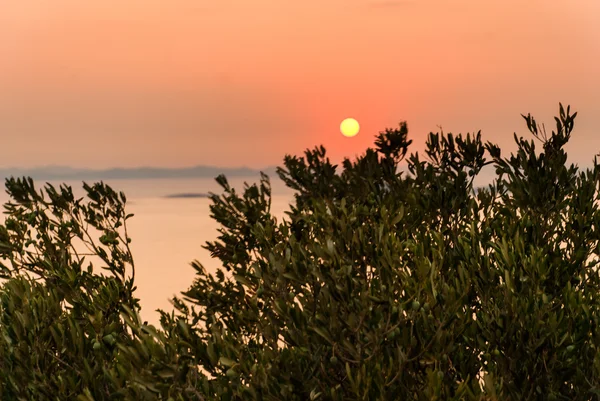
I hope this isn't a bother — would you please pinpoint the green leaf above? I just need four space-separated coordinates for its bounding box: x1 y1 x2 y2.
219 356 236 367
311 326 334 344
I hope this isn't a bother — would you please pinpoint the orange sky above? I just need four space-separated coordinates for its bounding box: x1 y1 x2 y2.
1 0 599 169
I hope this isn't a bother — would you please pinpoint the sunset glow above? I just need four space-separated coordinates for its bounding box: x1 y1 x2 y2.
0 1 599 169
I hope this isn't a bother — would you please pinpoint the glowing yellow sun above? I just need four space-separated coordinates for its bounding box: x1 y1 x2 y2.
340 118 360 137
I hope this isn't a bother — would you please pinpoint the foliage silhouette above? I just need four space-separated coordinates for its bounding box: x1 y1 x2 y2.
1 104 599 400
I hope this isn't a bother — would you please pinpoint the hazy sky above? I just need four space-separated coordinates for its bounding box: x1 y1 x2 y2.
1 0 599 169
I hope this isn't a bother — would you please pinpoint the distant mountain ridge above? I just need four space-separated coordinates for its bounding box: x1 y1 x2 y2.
0 165 279 181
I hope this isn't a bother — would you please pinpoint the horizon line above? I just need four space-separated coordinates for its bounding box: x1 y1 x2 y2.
0 164 280 172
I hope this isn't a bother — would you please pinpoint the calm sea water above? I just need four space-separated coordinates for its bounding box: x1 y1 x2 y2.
0 175 295 326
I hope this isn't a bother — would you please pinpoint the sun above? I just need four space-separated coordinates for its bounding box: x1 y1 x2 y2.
340 118 360 137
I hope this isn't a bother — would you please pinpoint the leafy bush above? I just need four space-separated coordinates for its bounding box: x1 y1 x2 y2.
0 182 189 399
1 104 600 400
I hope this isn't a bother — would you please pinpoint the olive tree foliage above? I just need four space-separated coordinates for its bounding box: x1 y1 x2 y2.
166 104 600 400
1 104 600 400
0 182 192 400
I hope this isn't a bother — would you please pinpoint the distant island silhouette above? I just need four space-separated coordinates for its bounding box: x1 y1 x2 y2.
163 193 210 199
0 165 278 181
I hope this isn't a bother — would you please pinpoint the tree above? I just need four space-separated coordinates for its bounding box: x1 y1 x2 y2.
167 104 600 400
1 104 600 400
0 182 189 399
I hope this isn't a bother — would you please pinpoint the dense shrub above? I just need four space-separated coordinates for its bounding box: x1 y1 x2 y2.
1 104 599 400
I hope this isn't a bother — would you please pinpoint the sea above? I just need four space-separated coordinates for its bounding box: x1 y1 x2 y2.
0 175 296 326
